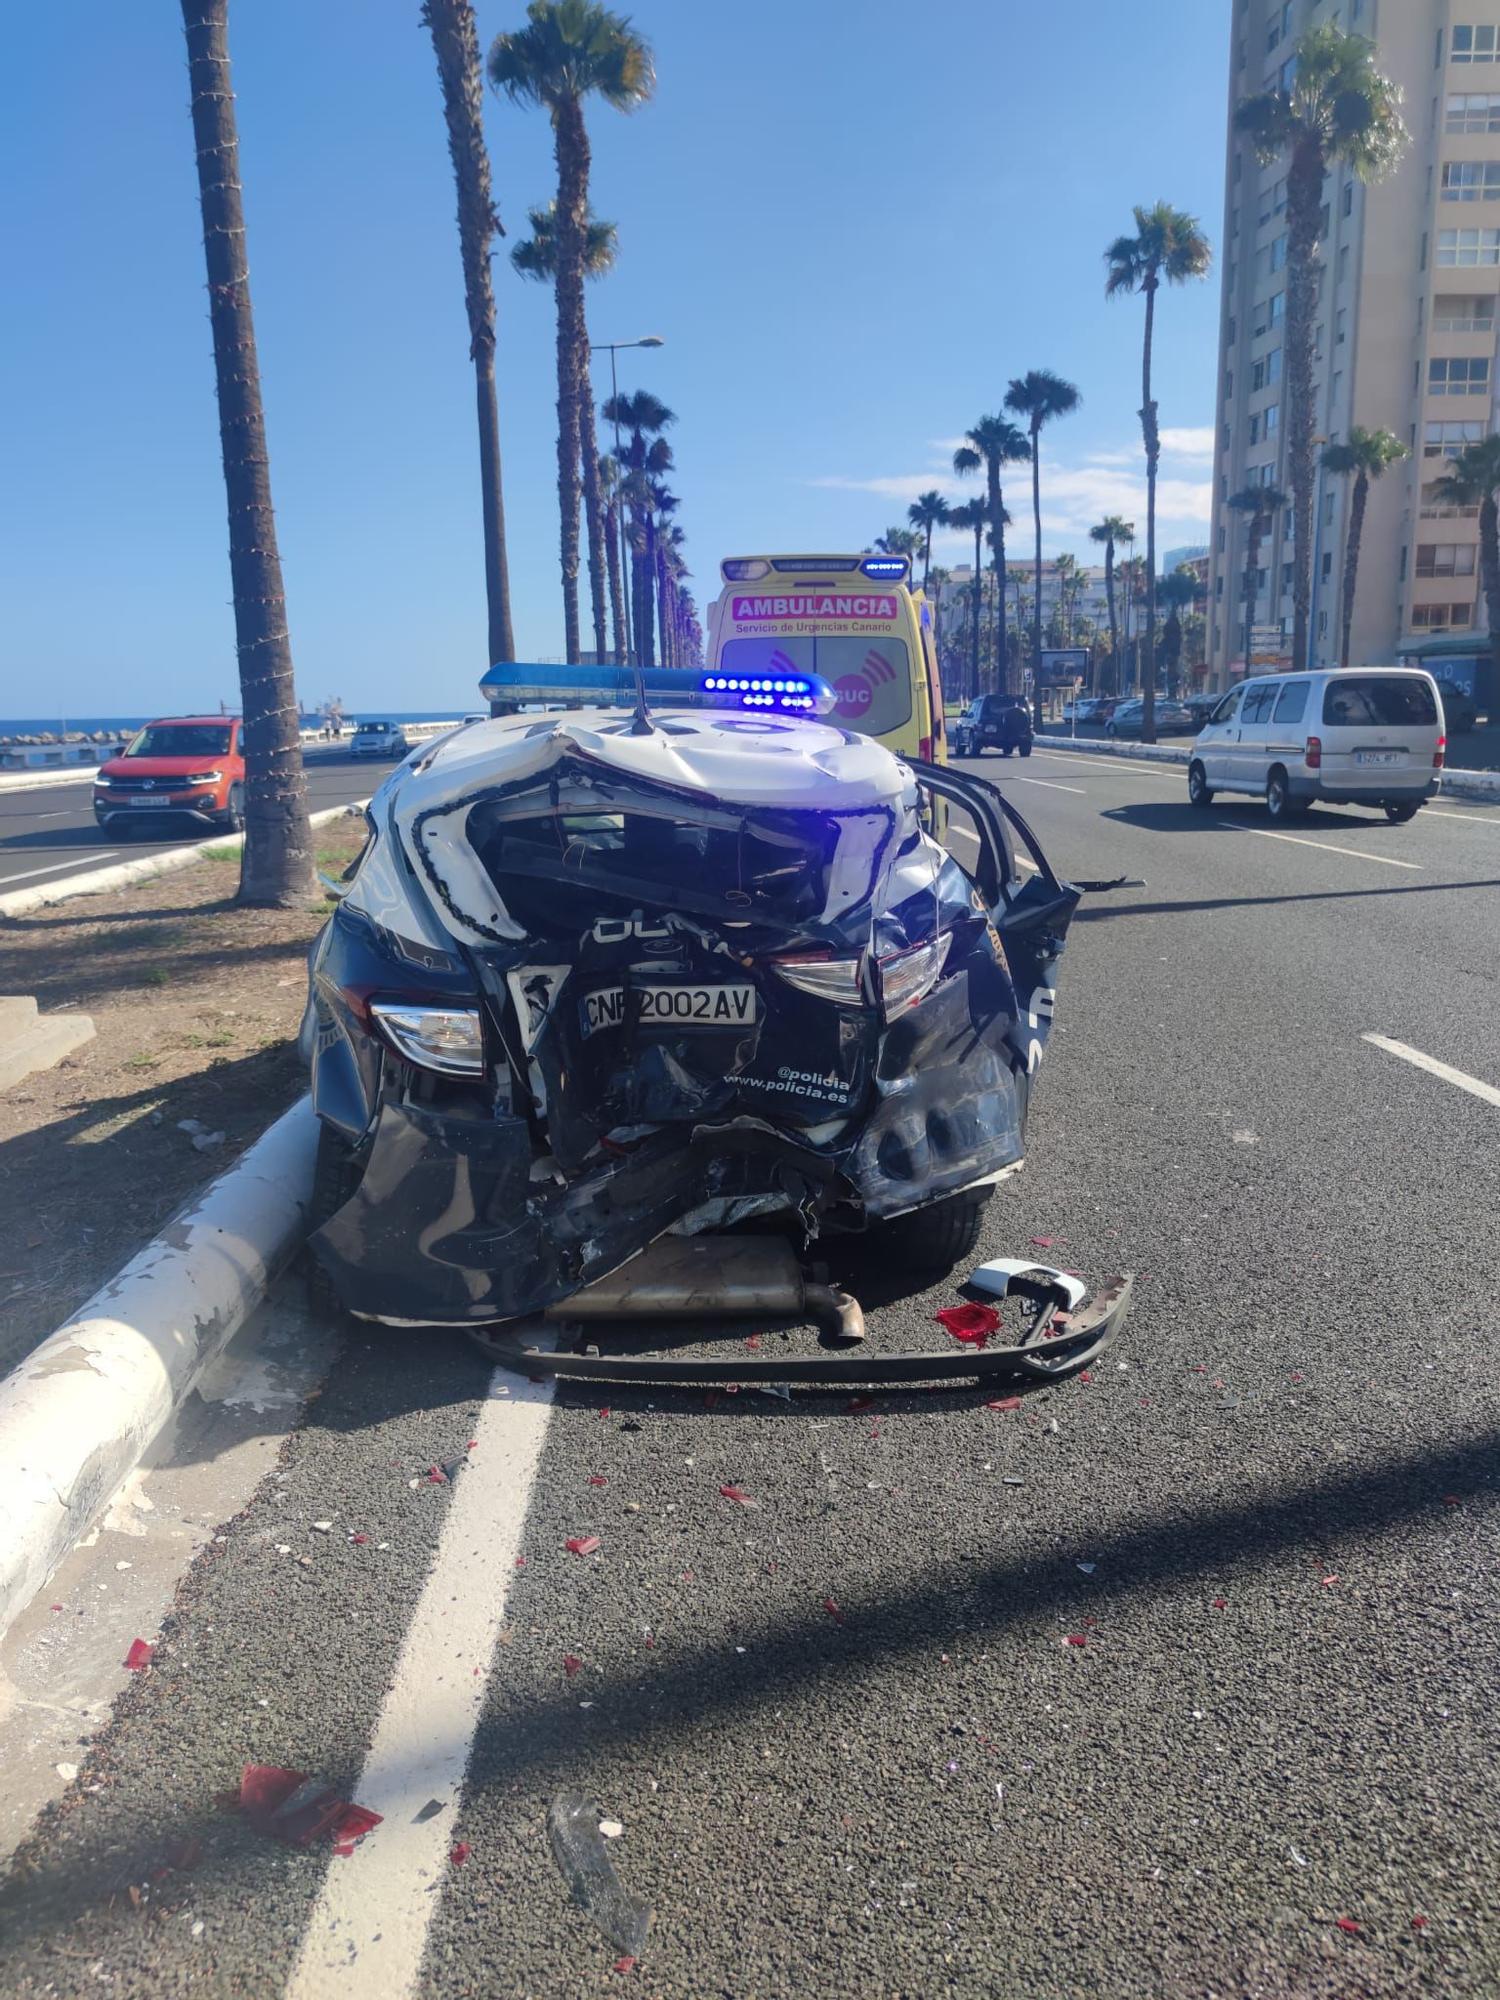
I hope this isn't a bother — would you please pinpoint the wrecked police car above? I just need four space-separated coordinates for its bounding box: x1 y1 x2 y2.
302 697 1122 1377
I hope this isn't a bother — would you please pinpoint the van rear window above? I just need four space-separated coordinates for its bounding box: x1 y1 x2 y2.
1323 677 1437 727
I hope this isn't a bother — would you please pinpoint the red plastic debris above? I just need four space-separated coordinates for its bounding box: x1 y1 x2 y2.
566 1536 602 1557
124 1639 154 1672
1029 1236 1057 1248
1321 1574 1339 1587
1212 1597 1228 1609
333 1842 356 1858
1078 1371 1093 1385
50 1603 63 1613
986 1396 1023 1413
848 1395 874 1412
351 1533 370 1545
450 1842 471 1866
935 1302 1001 1349
467 1440 478 1450
1063 1634 1088 1647
823 1597 846 1625
719 1485 757 1507
614 1958 637 1975
1411 1914 1429 1930
744 1334 762 1350
587 1475 608 1487
240 1766 381 1851
598 1407 612 1420
514 1555 527 1567
331 1804 382 1846
426 1465 448 1484
1139 1398 1152 1408
1290 1372 1304 1383
1190 1363 1207 1373
1443 1495 1460 1507
1335 1916 1360 1935
563 1654 583 1677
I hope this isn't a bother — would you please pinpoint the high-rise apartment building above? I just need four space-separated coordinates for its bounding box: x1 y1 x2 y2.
1208 0 1500 698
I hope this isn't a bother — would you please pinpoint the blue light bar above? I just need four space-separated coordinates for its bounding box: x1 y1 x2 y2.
699 673 835 716
860 555 909 581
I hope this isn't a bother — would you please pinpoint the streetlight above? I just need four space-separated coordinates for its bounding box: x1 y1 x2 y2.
592 335 665 668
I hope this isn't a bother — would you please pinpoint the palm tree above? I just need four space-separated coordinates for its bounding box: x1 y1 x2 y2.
603 389 674 665
1089 516 1133 692
1320 427 1409 668
1431 436 1500 703
907 490 949 592
1236 25 1407 671
1104 202 1212 739
954 420 1030 693
489 1 654 664
1229 485 1288 677
509 199 618 660
946 497 988 698
1157 567 1205 694
422 0 518 673
180 0 313 906
1054 553 1079 644
1005 371 1082 727
871 525 922 569
598 453 627 666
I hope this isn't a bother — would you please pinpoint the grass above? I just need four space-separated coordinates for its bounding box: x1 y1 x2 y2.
200 843 243 863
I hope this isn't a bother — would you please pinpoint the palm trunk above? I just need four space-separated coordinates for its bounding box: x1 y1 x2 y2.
969 521 982 700
1243 514 1266 671
989 466 1011 694
1141 274 1160 744
922 524 933 593
603 496 626 668
640 515 657 669
656 543 671 667
1286 136 1324 671
181 0 313 908
421 0 515 667
1340 468 1369 670
578 352 608 663
552 98 589 663
1104 543 1118 694
1480 491 1500 711
1030 430 1044 726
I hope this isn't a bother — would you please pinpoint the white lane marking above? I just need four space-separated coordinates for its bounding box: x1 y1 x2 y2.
1426 807 1500 826
1362 1034 1500 1109
1029 753 1182 781
1 853 118 885
946 827 1040 876
1014 854 1039 874
1012 776 1087 795
286 1368 554 2000
1213 821 1421 870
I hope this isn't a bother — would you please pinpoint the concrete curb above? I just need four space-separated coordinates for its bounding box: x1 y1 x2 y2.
0 1097 321 1642
0 801 368 920
0 768 108 797
1035 732 1500 801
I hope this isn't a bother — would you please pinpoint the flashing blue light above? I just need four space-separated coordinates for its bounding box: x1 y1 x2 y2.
861 555 909 580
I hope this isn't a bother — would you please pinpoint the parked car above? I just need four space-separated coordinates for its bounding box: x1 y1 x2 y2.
92 716 244 833
1105 697 1197 739
1181 691 1223 728
301 703 1086 1347
351 720 412 761
1433 678 1478 734
1187 668 1445 821
951 693 1033 758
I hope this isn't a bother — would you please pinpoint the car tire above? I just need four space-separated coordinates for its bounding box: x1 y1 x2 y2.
304 1121 364 1319
1187 760 1214 808
1019 744 1032 758
1384 802 1421 823
220 782 245 834
1000 745 1013 758
1265 768 1302 821
874 1189 992 1272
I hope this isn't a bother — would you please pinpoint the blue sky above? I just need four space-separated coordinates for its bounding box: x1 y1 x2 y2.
0 1 1229 718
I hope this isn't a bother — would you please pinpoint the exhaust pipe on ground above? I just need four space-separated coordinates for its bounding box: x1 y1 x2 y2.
542 1235 865 1344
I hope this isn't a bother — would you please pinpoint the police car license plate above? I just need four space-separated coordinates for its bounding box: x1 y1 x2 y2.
580 982 758 1037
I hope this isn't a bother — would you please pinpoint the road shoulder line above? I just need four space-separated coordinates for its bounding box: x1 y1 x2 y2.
1362 1033 1500 1108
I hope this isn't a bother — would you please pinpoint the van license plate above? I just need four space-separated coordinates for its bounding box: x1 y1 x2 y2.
1355 750 1401 767
581 982 758 1037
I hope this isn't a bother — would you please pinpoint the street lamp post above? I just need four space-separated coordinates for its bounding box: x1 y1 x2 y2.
591 334 664 669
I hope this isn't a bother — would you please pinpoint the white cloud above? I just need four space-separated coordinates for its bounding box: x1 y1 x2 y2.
1159 425 1216 458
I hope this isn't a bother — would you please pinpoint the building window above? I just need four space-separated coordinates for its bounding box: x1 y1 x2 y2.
1267 347 1282 385
1280 54 1297 90
1318 610 1329 637
1259 462 1280 489
1338 245 1351 284
1416 543 1478 576
1421 479 1481 517
1452 24 1500 64
1438 226 1500 264
1425 419 1486 457
1412 602 1474 628
1322 552 1334 580
1282 561 1294 590
1264 404 1280 437
1336 307 1348 344
1324 491 1336 525
1224 368 1235 400
1249 412 1261 445
1432 293 1496 331
1217 525 1226 552
1267 291 1284 328
1227 314 1237 344
1342 181 1355 216
1221 422 1232 451
1215 575 1225 600
1252 357 1265 392
1446 91 1500 130
1429 355 1492 395
1441 160 1500 200
1269 234 1288 272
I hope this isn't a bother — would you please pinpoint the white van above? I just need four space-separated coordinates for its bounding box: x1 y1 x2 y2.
1187 668 1446 822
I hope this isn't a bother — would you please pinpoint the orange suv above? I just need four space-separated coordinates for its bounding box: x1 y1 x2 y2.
93 716 245 834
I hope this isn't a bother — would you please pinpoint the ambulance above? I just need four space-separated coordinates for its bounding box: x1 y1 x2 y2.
703 554 947 765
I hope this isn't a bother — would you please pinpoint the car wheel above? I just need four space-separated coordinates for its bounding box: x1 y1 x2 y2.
1384 801 1421 823
1187 760 1214 808
1019 744 1032 758
873 1189 992 1272
304 1122 364 1318
1265 768 1302 820
1000 745 1013 758
220 782 245 834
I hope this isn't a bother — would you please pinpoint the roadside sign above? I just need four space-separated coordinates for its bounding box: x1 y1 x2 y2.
1039 647 1089 685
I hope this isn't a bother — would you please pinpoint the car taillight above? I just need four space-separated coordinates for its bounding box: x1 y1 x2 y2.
1434 734 1446 771
770 953 865 1007
1305 735 1322 770
877 934 952 1019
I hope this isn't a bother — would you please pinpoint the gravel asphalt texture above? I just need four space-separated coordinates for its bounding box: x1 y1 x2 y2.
3 752 1498 1999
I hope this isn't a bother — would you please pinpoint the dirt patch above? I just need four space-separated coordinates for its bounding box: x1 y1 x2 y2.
0 822 365 1376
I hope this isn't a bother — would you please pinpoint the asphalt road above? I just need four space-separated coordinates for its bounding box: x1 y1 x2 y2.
4 749 1499 1998
0 750 406 894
